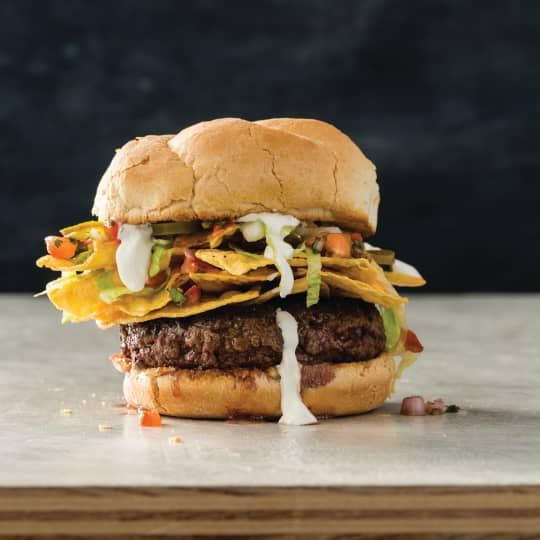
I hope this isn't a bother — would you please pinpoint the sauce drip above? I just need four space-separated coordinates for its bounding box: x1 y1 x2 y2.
116 224 153 291
238 213 299 298
276 308 317 426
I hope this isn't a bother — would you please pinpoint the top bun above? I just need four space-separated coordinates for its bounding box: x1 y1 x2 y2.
92 118 380 234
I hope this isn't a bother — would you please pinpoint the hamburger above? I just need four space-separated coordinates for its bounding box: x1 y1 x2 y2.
37 117 425 425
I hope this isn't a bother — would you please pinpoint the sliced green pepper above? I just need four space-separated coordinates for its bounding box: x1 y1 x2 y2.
151 221 200 236
148 245 167 277
305 248 322 307
168 287 186 306
367 249 395 266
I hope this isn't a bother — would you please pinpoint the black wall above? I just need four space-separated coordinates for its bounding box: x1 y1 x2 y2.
1 0 538 292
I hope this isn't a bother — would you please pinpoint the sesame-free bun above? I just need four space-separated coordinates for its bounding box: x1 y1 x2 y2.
92 118 380 234
122 354 394 419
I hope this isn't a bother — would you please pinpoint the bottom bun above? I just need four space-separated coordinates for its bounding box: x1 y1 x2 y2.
123 355 394 419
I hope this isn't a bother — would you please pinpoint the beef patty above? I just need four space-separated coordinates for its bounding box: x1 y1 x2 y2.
120 296 386 370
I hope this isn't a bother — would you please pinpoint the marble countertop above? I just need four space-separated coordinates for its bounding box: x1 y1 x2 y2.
1 294 539 488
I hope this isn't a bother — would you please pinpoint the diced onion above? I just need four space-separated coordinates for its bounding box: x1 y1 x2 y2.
400 396 426 416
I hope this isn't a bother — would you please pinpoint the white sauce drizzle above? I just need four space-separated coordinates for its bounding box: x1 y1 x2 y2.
392 259 422 278
276 309 317 426
116 224 153 292
238 213 299 298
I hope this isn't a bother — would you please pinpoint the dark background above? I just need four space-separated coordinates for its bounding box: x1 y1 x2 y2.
1 0 538 292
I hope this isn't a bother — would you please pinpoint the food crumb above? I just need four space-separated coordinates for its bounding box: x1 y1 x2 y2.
60 408 73 416
168 435 183 445
98 423 112 431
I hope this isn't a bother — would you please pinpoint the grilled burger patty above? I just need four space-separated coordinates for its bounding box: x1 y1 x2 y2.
120 296 386 370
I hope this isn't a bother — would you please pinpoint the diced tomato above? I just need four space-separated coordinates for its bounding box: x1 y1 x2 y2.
351 232 363 242
145 270 167 288
106 222 120 243
211 221 229 234
45 236 78 259
405 329 424 353
138 408 162 427
324 233 352 257
184 284 201 306
109 353 132 373
181 248 219 274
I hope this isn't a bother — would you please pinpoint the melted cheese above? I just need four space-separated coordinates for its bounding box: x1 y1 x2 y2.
238 213 299 298
116 224 153 292
276 309 317 426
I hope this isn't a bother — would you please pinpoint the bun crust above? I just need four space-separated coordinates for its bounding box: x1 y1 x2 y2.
92 118 380 234
123 355 394 419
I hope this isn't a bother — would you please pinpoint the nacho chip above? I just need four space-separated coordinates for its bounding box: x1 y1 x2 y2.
170 224 239 254
46 271 109 322
172 231 213 254
323 257 382 285
209 224 239 248
385 259 426 287
320 270 407 308
250 277 309 304
112 289 172 317
96 288 260 328
189 268 278 293
36 240 118 272
60 220 108 241
195 250 273 275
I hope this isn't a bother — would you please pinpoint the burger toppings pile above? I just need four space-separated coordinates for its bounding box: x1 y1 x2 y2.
38 213 426 425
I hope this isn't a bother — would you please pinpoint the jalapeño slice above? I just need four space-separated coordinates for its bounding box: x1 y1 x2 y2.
151 221 200 236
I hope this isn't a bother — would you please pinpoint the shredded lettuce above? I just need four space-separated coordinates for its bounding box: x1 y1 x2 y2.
305 248 322 307
381 307 400 351
391 351 419 394
148 244 167 277
168 287 186 306
70 250 92 265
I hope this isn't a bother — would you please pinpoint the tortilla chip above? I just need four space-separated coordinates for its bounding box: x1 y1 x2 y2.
60 220 108 241
167 270 190 290
112 289 172 317
189 269 278 293
384 259 426 287
250 277 309 304
324 257 382 284
170 224 239 253
96 288 260 328
172 231 213 254
209 224 239 248
195 250 273 275
385 272 426 287
36 240 118 272
320 270 407 308
46 271 109 322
